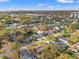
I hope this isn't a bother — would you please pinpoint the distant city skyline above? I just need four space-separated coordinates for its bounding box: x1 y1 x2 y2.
0 0 79 11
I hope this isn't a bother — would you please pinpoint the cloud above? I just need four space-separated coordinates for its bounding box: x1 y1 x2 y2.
57 0 74 3
38 3 55 9
38 3 47 6
38 3 54 7
37 3 60 10
0 0 9 3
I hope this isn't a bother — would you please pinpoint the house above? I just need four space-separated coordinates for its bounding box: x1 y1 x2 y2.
37 31 45 36
70 42 79 52
36 25 50 36
70 12 79 18
21 49 37 59
20 42 46 59
58 37 70 45
7 23 19 29
71 30 79 37
54 27 60 30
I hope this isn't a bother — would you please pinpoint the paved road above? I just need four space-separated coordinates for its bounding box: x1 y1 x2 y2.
20 36 47 50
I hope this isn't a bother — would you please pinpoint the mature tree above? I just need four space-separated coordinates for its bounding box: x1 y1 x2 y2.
2 56 10 59
19 16 31 24
63 29 71 37
40 44 60 59
70 35 79 43
58 53 76 59
47 34 56 41
5 16 14 24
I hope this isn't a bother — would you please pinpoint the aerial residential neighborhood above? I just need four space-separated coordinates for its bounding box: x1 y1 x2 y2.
0 11 79 59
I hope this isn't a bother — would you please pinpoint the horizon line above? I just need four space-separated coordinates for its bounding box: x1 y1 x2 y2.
0 9 79 12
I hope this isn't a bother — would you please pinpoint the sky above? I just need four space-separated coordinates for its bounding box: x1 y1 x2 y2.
0 0 79 10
